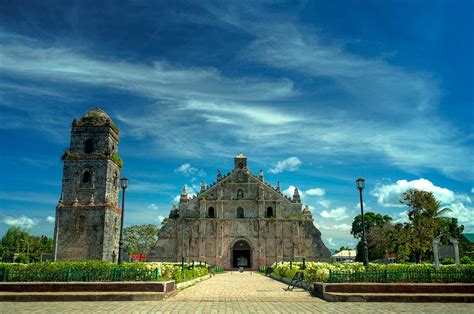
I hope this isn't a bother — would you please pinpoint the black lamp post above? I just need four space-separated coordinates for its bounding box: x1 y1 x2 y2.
356 178 369 267
118 177 129 264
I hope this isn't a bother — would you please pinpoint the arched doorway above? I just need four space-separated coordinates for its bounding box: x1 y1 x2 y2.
232 239 251 268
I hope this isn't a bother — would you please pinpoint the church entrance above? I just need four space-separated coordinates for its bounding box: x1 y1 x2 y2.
232 240 251 268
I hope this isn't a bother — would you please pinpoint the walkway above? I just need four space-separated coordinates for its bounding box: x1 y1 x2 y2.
2 272 474 313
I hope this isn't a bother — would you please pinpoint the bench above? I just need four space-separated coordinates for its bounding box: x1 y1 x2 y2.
286 271 309 291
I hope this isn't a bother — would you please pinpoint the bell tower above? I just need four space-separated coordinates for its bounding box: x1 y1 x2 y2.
54 108 122 261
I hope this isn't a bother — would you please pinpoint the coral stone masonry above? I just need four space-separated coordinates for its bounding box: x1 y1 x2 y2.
54 108 330 265
151 153 331 269
54 108 122 261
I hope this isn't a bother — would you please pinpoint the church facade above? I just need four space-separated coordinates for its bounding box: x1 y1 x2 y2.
151 154 330 269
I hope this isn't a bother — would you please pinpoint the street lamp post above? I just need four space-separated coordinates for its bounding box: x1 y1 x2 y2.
356 178 369 267
118 177 129 264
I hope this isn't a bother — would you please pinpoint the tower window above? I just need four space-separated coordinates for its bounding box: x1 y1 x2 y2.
237 207 244 218
82 171 91 184
208 207 215 218
266 207 274 218
84 139 94 154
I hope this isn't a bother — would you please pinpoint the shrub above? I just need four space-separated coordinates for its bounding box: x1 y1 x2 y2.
440 258 455 265
0 261 208 282
270 261 474 283
460 256 472 264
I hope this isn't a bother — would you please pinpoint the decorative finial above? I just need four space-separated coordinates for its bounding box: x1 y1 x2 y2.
217 169 223 181
259 169 264 181
292 187 301 203
276 181 281 192
200 180 206 193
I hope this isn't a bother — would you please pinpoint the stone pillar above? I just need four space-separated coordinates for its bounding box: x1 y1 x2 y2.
451 239 460 265
432 238 440 268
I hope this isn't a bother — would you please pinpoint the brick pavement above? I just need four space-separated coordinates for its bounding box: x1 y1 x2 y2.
1 272 473 313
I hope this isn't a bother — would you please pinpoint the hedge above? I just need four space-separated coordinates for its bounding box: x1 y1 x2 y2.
0 260 208 283
269 261 474 283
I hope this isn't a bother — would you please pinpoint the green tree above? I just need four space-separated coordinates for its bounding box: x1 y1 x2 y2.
351 212 392 239
123 224 160 256
351 212 392 262
400 189 451 263
336 246 351 253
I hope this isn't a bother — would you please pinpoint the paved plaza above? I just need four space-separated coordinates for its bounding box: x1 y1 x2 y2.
2 272 473 313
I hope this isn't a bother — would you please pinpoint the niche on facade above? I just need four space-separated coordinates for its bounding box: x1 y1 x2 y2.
208 207 215 218
79 169 94 189
236 189 244 199
237 207 244 218
266 207 274 218
84 138 94 154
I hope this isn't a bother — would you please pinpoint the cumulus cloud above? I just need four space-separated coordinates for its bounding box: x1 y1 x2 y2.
332 223 352 231
326 237 336 247
372 178 464 207
147 204 159 210
269 157 301 174
3 215 37 229
305 188 325 197
46 216 55 223
318 199 331 208
372 178 473 229
157 216 165 224
320 207 349 221
174 163 206 177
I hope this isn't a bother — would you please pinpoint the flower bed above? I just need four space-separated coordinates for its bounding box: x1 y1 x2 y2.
269 261 474 283
0 261 208 283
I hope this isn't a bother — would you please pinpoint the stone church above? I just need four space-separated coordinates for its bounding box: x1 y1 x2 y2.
151 154 330 269
54 108 122 261
54 108 330 266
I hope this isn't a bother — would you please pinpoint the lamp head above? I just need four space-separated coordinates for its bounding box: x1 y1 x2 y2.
356 178 365 190
120 177 129 189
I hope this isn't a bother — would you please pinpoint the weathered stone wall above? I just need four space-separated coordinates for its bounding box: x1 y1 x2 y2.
55 108 121 261
56 206 120 261
152 218 330 269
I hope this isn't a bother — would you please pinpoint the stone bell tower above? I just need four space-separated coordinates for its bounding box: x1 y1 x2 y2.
54 108 122 261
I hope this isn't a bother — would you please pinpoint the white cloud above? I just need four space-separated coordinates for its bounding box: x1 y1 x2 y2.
157 216 165 224
393 210 409 224
282 185 297 198
269 157 301 174
332 223 352 231
174 163 206 177
148 204 159 210
372 178 461 207
305 188 325 197
318 199 331 208
3 215 38 229
471 187 474 194
173 195 180 204
326 237 336 247
46 216 55 224
320 207 349 221
372 178 473 230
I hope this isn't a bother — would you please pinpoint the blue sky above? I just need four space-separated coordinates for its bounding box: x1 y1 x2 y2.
0 0 472 250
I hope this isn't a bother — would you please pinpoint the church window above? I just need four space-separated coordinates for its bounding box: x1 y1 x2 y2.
208 207 215 218
266 207 274 218
82 171 91 184
84 139 94 154
113 172 118 189
237 207 244 218
236 189 244 199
